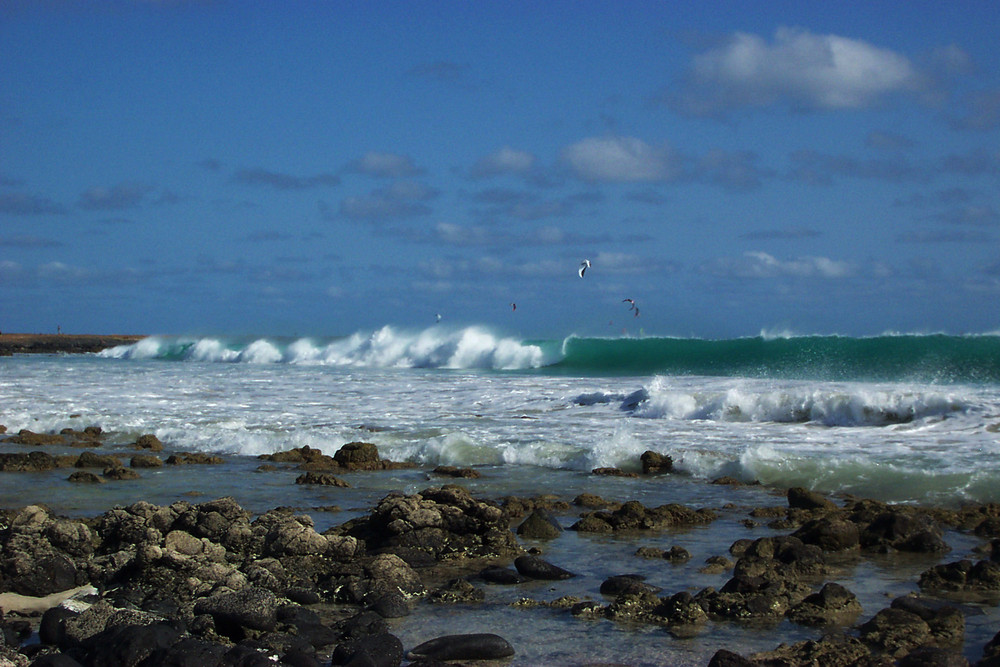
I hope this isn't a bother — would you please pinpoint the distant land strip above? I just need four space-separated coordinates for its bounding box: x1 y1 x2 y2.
0 334 145 356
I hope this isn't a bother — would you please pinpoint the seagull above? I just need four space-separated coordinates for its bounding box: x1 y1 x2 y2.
578 259 591 278
622 298 635 311
435 313 442 323
634 307 640 318
510 302 517 311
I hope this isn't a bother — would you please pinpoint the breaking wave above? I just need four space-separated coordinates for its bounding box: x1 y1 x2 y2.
98 326 1000 383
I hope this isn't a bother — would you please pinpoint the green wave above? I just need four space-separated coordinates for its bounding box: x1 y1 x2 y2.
549 334 1000 383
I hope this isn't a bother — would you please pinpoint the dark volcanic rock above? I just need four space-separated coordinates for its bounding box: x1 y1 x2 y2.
513 554 575 580
406 633 515 661
193 587 280 639
478 566 529 585
333 442 380 469
0 451 60 472
860 509 950 553
600 574 661 597
640 450 673 473
858 606 932 657
334 485 521 562
67 471 103 484
129 454 163 468
793 516 861 552
165 452 224 465
516 508 563 539
787 486 838 511
5 429 65 446
785 582 863 626
919 558 1000 594
571 500 716 533
295 472 350 487
74 451 122 468
133 433 163 451
331 632 404 667
431 465 481 478
427 577 485 604
80 621 182 667
749 634 874 666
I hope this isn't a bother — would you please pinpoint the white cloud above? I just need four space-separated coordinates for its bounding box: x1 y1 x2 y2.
349 151 423 178
562 136 677 183
706 251 853 279
469 147 536 178
677 27 921 114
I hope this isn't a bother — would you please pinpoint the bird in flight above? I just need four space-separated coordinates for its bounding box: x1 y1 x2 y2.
623 298 635 311
510 302 517 311
578 259 591 278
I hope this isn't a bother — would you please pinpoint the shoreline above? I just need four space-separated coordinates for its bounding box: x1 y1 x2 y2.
0 333 145 356
1 433 999 665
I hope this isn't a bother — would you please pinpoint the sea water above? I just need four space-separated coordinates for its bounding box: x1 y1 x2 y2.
2 325 1000 664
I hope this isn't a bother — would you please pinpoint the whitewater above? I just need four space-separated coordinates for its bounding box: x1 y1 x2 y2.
3 325 1000 507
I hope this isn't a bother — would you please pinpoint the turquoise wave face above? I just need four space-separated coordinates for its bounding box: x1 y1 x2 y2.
552 334 1000 384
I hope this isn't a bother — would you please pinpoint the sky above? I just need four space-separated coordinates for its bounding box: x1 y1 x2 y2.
2 1 999 339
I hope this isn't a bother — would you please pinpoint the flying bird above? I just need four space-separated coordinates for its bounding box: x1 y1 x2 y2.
510 303 517 312
578 259 591 278
622 298 635 311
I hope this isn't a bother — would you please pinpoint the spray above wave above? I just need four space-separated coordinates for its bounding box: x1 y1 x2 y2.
99 325 553 370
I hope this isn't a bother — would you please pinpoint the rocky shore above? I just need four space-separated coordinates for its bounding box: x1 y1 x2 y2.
0 334 145 356
1 431 1000 666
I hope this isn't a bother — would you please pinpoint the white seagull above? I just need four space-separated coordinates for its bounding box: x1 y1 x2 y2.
578 259 591 278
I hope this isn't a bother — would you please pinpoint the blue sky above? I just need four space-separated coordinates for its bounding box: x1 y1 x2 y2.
2 1 998 339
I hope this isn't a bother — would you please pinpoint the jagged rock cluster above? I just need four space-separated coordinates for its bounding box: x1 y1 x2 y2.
0 485 522 666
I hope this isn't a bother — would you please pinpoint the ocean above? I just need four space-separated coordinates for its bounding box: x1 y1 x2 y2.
3 325 1000 665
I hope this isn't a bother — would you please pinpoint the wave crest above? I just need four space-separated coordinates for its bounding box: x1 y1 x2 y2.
98 326 549 370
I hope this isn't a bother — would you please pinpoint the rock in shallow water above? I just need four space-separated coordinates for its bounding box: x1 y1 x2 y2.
406 633 515 661
514 554 575 580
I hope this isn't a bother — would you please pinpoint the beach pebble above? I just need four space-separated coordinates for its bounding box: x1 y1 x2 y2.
406 633 515 661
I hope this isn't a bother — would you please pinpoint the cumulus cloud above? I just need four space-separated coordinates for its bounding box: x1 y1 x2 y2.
668 27 923 115
348 152 423 178
705 251 853 279
234 168 340 190
562 136 678 183
468 147 536 179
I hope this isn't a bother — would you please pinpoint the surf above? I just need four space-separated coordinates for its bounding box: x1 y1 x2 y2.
98 327 1000 384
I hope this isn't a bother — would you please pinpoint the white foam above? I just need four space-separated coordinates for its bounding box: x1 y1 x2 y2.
631 378 968 427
